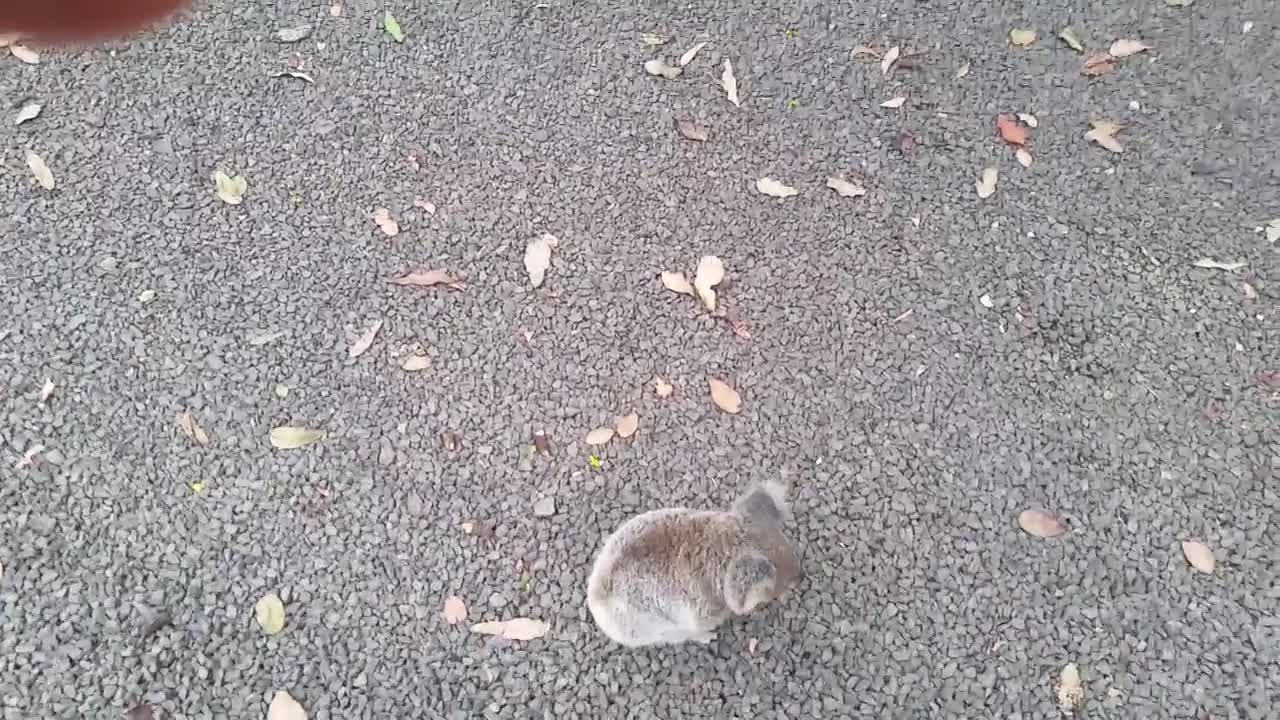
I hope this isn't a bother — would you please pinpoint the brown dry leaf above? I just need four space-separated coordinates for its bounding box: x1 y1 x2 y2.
1057 663 1084 714
1018 509 1066 538
1081 52 1115 76
661 271 695 296
1191 258 1246 272
880 45 900 75
1181 540 1215 574
269 426 325 449
679 41 708 66
348 319 383 359
26 150 54 190
730 317 752 340
675 118 709 142
654 377 674 397
585 427 614 445
267 690 308 720
1009 29 1036 47
176 410 211 447
442 596 468 624
1016 148 1033 168
532 430 552 456
996 114 1028 145
470 617 549 641
400 355 430 372
38 378 54 404
719 59 740 107
524 233 557 288
755 177 798 198
1109 38 1150 58
10 45 39 64
826 176 866 198
1085 120 1124 153
879 96 906 109
850 45 880 60
975 167 998 199
615 413 639 439
390 270 462 288
644 58 682 79
708 376 741 414
693 255 725 312
372 207 400 236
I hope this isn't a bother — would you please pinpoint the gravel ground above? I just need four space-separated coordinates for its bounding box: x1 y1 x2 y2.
2 0 1277 718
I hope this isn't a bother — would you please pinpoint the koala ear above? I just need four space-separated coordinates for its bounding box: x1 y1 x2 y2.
724 554 777 615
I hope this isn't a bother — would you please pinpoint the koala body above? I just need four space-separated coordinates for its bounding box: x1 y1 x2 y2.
586 480 799 647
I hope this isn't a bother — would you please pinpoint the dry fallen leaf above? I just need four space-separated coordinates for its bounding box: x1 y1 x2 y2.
14 101 41 125
275 24 313 43
955 61 970 79
10 45 39 64
675 118 709 142
212 170 246 204
679 41 708 66
400 355 430 372
1057 663 1084 714
38 378 54 404
1017 112 1039 128
880 45 900 75
138 289 157 304
176 410 211 447
269 70 315 83
1058 27 1085 53
1018 509 1066 538
255 592 286 635
661 271 695 296
641 32 667 46
267 690 307 720
413 198 437 215
644 58 682 79
1109 38 1150 58
826 176 867 198
585 427 615 445
1081 52 1116 76
719 59 740 107
532 430 552 456
371 207 400 236
442 596 468 624
850 45 880 60
390 270 462 289
1181 540 1215 574
1016 148 1033 168
470 618 549 641
975 167 998 199
654 377 674 397
1085 120 1124 153
1192 258 1246 272
269 426 326 449
348 319 383 359
524 233 557 288
14 444 44 469
879 96 906 109
996 114 1028 145
26 150 54 190
615 413 639 439
708 376 741 414
756 177 798 198
693 255 726 312
1009 29 1036 47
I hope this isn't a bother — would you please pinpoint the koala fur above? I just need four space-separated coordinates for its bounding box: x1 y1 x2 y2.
586 479 800 647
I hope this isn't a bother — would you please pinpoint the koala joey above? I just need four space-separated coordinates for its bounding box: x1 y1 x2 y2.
586 479 800 647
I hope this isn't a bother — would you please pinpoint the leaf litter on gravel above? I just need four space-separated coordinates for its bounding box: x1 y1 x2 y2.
14 101 41 125
176 410 211 447
400 355 430 372
1084 120 1124 153
693 255 725 312
1018 509 1066 538
275 25 312 43
975 167 998 199
10 45 39 64
826 176 866 198
708 376 741 414
26 150 54 190
348 319 383 358
756 177 798 198
1181 540 1215 574
644 58 682 79
525 233 557 288
1109 38 1150 57
996 114 1028 145
880 45 899 75
269 426 325 449
267 690 307 720
442 596 468 624
661 271 695 296
719 59 740 106
1191 258 1246 271
675 118 709 142
255 592 286 635
371 207 399 236
585 427 614 445
38 378 54 404
615 413 639 439
879 96 906 109
1081 52 1116 76
383 12 405 42
679 41 708 66
390 269 465 290
1009 29 1036 47
470 617 549 641
654 377 674 397
1058 27 1085 53
1057 663 1084 715
213 170 246 204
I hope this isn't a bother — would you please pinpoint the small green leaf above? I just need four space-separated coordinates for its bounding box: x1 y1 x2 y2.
383 11 405 42
587 455 602 471
1058 26 1085 53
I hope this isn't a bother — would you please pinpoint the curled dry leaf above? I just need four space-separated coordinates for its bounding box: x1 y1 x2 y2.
679 41 708 66
880 45 900 75
400 355 430 372
371 207 400 236
442 596 468 624
995 114 1028 145
267 690 307 720
38 378 54 404
1109 38 1150 58
654 377 674 397
470 617 549 641
708 376 741 414
585 427 615 445
826 176 866 198
176 410 211 447
10 45 39 64
1017 112 1039 128
1018 509 1066 538
615 413 639 439
348 319 383 359
414 198 437 215
1058 26 1085 53
1181 540 1215 574
675 118 709 142
1009 29 1036 47
213 170 247 204
1016 148 1033 168
26 151 54 190
756 177 798 198
693 255 725 312
975 167 998 199
850 45 880 59
14 101 41 125
390 270 463 289
270 70 315 83
644 58 682 79
1082 52 1116 76
1192 258 1246 272
719 59 740 107
524 233 557 288
1057 663 1084 714
661 271 695 296
879 96 906 109
269 426 326 449
255 592 286 635
1084 120 1124 153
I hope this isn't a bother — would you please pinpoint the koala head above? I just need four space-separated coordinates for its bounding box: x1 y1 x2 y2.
723 554 780 615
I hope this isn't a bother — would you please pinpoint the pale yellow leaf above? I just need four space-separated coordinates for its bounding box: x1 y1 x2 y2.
255 592 286 635
708 376 741 414
348 319 383 359
880 45 900 75
585 427 614 445
826 176 866 197
641 32 668 46
615 413 639 439
1181 540 1215 574
955 61 970 79
679 41 707 66
442 596 468 624
269 426 325 449
643 58 682 79
1109 38 1150 58
470 617 549 641
850 45 880 59
212 171 247 204
10 45 39 64
401 355 430 371
654 377 674 397
26 150 54 190
1018 509 1066 538
372 207 400 236
524 233 557 288
389 270 459 288
755 177 798 198
661 271 695 295
267 690 307 720
975 167 998 199
1009 29 1036 47
879 96 906 109
693 255 725 311
1057 663 1084 713
719 59 740 107
1192 258 1246 272
1084 121 1124 153
1016 148 1033 168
